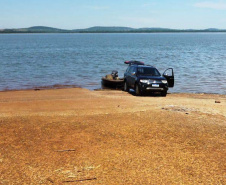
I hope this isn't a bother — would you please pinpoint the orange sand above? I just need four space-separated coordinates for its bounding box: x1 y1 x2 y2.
0 88 225 184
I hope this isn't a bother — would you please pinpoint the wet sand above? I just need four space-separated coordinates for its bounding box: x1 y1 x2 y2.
0 88 225 184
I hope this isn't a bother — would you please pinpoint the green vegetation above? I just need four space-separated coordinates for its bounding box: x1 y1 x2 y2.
1 26 226 33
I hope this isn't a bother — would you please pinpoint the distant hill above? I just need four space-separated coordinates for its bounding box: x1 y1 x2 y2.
1 26 68 33
71 26 226 33
136 27 175 31
21 26 67 32
204 28 221 31
74 26 134 32
1 26 226 33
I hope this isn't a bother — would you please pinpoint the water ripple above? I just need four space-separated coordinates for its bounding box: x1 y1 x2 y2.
0 33 226 94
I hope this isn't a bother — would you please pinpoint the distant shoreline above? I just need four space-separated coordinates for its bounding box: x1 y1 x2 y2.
1 26 226 34
1 31 226 34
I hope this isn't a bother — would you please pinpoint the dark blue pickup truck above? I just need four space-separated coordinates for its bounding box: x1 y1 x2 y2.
123 61 174 96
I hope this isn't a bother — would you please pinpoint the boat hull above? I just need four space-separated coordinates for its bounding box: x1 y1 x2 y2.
101 77 124 89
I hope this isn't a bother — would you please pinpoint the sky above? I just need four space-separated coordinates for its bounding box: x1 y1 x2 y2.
0 0 226 29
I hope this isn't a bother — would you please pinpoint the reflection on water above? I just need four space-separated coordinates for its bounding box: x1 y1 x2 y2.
0 33 225 94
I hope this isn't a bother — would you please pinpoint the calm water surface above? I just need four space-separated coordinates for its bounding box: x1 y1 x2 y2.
0 33 225 94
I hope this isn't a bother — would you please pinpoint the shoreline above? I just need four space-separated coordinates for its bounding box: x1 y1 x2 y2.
0 88 225 184
0 86 225 96
0 84 80 93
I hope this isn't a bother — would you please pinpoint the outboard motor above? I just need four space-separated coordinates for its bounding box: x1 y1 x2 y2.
111 70 118 80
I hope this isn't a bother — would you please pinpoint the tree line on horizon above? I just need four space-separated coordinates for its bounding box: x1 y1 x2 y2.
1 26 226 33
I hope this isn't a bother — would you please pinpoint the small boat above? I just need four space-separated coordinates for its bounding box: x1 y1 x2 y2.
101 70 124 89
101 77 124 88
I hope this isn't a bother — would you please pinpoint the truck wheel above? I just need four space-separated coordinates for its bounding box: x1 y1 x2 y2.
124 81 129 92
161 91 167 97
135 84 142 96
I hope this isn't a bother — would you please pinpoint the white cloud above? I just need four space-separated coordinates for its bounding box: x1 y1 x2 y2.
194 1 226 10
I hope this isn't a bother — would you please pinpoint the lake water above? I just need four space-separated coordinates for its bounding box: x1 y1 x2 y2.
0 33 225 94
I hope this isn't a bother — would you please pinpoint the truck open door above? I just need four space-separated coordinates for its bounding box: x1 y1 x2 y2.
163 68 174 87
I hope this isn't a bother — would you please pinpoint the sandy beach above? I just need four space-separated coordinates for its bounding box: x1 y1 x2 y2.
0 88 225 184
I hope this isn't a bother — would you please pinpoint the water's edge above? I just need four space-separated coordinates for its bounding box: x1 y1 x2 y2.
0 84 225 95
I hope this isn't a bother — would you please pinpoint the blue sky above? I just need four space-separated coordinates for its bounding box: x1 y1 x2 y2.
0 0 226 29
